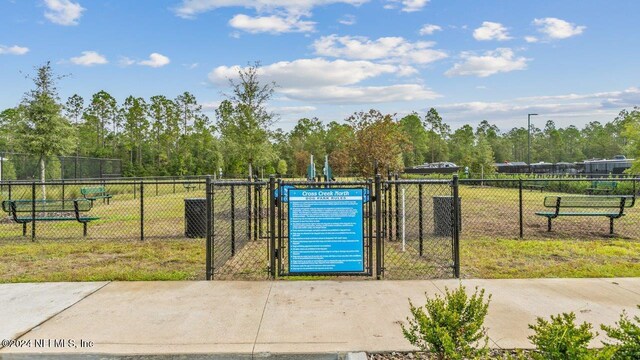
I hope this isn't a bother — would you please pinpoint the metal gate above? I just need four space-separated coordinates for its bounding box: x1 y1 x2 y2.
379 176 459 279
206 175 460 280
270 178 375 278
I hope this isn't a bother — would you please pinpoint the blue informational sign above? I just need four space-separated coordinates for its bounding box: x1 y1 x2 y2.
288 188 365 273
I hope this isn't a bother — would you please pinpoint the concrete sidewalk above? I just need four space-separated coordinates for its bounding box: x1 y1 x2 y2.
1 278 639 359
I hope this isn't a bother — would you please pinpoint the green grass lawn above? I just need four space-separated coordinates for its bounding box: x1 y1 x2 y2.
1 182 639 282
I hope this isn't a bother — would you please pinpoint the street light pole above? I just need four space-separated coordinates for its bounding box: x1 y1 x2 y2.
527 113 538 171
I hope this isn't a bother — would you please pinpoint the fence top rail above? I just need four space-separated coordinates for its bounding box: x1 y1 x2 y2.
0 180 209 186
211 180 267 186
278 180 371 186
460 178 640 183
385 179 452 185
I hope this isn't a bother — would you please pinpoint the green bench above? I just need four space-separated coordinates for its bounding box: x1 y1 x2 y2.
81 186 112 204
586 181 617 194
535 195 634 235
183 183 197 192
1 199 99 237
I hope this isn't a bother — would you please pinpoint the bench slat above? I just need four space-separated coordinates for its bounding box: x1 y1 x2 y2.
535 211 622 217
543 196 634 208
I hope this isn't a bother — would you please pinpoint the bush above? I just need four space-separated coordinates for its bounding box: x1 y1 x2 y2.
400 285 491 360
528 312 595 360
600 305 640 360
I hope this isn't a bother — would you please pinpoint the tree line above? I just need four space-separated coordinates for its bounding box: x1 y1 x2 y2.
1 62 640 180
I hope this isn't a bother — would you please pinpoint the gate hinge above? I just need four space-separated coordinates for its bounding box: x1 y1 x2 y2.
273 248 279 259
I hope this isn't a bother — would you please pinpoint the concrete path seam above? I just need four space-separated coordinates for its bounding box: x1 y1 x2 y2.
7 281 112 346
596 277 640 296
251 281 273 360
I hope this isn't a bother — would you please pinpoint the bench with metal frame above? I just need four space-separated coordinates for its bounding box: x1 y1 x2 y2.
535 195 634 235
81 186 112 204
183 182 197 192
586 181 617 195
1 199 99 237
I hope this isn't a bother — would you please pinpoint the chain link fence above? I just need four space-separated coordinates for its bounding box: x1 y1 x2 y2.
457 178 640 240
381 179 456 279
0 152 122 181
2 175 637 282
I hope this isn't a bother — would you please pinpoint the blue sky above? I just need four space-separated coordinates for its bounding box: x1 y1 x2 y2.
1 0 639 131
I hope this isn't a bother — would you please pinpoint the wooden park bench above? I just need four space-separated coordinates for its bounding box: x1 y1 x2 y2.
81 186 112 204
1 199 99 237
535 195 634 235
183 182 197 192
586 181 617 194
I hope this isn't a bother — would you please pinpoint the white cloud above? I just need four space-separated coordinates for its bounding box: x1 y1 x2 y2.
271 105 317 114
385 0 429 12
43 0 84 26
437 87 640 129
184 63 199 69
473 21 511 41
419 24 441 35
201 101 222 111
208 58 439 104
312 35 447 64
281 84 439 103
524 36 538 43
69 51 107 66
445 48 528 77
209 58 400 88
138 53 171 68
174 0 368 18
0 45 29 55
118 56 135 67
229 13 315 33
533 17 586 39
338 14 356 25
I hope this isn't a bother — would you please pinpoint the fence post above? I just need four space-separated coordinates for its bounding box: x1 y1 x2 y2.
61 179 65 209
394 173 400 241
375 174 382 279
418 183 423 257
519 178 524 239
269 175 276 278
231 184 236 256
247 176 252 242
452 175 460 278
387 172 392 241
206 175 212 280
140 181 144 241
8 182 11 200
31 181 36 241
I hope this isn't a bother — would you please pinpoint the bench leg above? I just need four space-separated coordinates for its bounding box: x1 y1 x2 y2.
610 218 614 235
547 218 552 232
22 223 27 237
83 223 87 237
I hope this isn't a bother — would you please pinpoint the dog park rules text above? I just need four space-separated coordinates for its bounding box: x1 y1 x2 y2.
288 188 364 273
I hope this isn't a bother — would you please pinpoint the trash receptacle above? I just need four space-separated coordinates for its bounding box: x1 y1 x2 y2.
185 198 207 238
433 196 461 236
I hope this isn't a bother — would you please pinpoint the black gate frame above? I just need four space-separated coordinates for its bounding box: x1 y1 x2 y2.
206 174 461 280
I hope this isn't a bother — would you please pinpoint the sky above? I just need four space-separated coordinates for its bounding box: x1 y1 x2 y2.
1 0 639 132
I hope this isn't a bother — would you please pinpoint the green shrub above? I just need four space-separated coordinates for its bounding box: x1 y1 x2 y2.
600 305 640 360
400 285 491 360
528 312 595 360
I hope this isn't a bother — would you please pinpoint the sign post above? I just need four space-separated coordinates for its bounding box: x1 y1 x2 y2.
288 188 365 274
